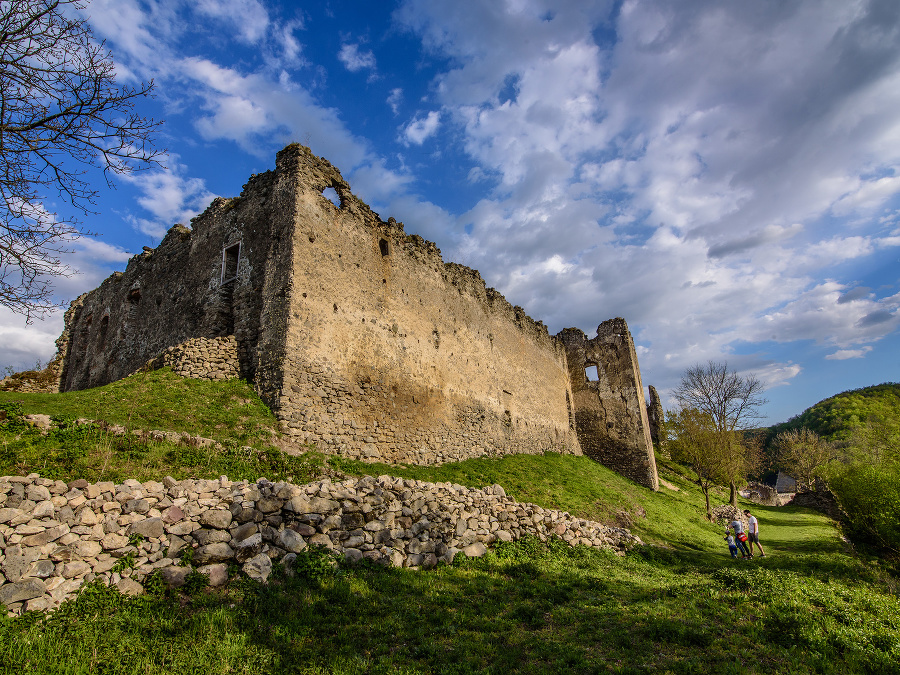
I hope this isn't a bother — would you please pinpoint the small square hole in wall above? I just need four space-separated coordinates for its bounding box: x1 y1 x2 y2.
585 364 600 382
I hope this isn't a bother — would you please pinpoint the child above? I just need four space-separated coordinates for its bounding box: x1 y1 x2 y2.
724 530 740 558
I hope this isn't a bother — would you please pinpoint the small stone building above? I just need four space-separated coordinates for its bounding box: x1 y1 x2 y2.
52 144 659 489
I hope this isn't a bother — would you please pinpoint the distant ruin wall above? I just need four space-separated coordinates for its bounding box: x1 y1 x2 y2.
558 320 659 490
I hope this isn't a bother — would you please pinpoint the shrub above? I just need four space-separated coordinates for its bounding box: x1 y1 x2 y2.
828 461 900 553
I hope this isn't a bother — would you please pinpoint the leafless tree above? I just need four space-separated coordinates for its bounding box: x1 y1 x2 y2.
673 361 768 505
0 0 163 320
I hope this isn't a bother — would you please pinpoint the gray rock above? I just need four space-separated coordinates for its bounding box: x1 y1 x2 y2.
343 548 363 564
21 523 69 547
115 578 145 596
233 533 263 563
231 521 257 542
0 578 47 605
2 545 39 582
462 542 487 557
278 528 307 553
192 528 232 546
25 595 55 613
128 517 164 539
242 553 272 582
194 542 234 565
167 535 187 559
25 559 56 578
159 565 190 588
197 563 229 587
101 533 129 550
200 509 232 529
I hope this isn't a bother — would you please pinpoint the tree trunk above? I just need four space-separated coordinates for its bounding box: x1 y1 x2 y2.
729 480 738 507
701 479 712 519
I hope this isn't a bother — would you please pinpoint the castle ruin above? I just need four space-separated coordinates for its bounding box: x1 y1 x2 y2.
52 144 659 490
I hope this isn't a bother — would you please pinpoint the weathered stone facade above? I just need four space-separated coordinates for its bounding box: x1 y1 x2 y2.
52 144 658 488
558 320 659 491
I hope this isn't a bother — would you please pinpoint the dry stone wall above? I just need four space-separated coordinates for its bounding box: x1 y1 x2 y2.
0 473 640 616
141 336 241 382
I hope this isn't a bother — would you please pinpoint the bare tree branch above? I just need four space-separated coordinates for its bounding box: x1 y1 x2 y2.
0 0 164 321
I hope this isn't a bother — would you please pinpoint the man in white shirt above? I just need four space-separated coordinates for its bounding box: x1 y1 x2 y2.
744 509 766 557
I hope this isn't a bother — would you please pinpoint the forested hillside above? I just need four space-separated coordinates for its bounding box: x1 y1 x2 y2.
768 382 900 444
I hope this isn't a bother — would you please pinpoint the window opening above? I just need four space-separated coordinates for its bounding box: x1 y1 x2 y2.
98 316 109 349
127 288 141 303
585 364 600 382
322 187 341 207
221 242 241 284
379 238 390 256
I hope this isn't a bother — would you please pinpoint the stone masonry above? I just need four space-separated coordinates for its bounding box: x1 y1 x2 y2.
558 320 659 491
48 144 659 489
0 472 641 616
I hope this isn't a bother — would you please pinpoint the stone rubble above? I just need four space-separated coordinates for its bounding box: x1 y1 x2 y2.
0 472 641 616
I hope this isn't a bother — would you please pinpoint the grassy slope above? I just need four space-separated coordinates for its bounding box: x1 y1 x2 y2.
1 372 899 674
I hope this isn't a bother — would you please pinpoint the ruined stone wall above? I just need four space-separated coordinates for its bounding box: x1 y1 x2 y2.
53 145 669 484
558 320 659 490
57 168 295 405
272 146 580 464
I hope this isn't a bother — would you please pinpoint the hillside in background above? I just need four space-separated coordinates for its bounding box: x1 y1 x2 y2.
767 382 900 443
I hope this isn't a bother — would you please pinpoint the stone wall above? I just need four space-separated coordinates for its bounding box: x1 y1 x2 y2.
57 163 297 403
50 144 661 484
141 336 240 382
274 147 580 464
0 473 641 616
558 320 659 490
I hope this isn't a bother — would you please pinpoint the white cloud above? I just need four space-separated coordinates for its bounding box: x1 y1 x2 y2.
121 162 218 239
338 43 376 72
194 0 270 45
826 347 874 360
387 88 403 114
402 111 441 145
395 0 900 403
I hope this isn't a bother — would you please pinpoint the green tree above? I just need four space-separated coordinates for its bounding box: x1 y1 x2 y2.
0 0 163 320
666 407 754 518
673 361 767 506
773 428 836 491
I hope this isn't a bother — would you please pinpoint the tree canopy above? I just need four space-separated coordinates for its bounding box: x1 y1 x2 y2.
0 0 163 320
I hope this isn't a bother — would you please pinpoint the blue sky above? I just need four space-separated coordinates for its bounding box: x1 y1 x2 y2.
2 0 899 425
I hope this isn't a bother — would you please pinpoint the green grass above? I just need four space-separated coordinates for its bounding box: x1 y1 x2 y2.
1 371 899 673
0 367 278 445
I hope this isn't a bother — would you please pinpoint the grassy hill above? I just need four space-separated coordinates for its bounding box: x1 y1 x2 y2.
2 370 899 673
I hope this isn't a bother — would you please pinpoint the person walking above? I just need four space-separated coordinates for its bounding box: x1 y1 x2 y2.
744 509 766 557
730 518 752 558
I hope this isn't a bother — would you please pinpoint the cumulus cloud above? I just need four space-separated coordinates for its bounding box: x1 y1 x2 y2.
402 111 441 145
338 43 376 72
387 88 403 114
194 0 270 45
395 0 900 404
